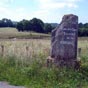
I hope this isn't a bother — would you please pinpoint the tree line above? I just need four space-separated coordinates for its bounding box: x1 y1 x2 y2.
0 18 88 36
16 20 88 36
16 18 54 33
78 23 88 36
0 18 16 27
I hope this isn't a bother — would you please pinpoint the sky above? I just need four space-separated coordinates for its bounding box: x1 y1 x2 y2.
0 0 88 23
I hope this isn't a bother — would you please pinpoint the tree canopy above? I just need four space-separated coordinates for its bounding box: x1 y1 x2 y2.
78 23 88 36
0 18 14 27
16 18 54 33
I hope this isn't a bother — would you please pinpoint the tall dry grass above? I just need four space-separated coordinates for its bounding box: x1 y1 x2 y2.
0 39 50 66
0 38 88 58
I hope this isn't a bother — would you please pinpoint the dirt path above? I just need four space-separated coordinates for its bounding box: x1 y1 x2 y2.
0 82 25 88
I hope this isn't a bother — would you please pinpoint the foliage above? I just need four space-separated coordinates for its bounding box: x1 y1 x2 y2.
0 55 88 88
78 23 88 36
30 18 44 33
16 21 23 32
0 17 55 33
0 38 87 87
16 18 45 33
0 18 14 27
16 18 54 33
44 23 53 33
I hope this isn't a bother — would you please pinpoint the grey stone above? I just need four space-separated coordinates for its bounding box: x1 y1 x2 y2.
51 14 78 68
0 82 25 88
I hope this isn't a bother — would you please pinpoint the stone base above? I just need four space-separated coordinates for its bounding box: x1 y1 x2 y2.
54 59 81 69
47 56 81 69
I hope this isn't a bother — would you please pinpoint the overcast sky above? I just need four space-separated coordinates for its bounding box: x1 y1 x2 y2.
0 0 87 23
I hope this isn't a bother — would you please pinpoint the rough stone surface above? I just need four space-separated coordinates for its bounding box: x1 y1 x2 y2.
51 14 78 67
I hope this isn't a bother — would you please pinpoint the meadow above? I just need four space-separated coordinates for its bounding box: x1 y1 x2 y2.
0 27 50 39
0 28 88 88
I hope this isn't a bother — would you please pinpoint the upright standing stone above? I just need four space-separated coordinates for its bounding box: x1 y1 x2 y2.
51 14 78 68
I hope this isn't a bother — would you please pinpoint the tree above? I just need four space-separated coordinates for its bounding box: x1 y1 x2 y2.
2 18 13 27
44 23 53 33
79 23 83 28
8 19 13 27
0 20 3 27
30 18 44 33
84 23 88 28
16 22 23 31
21 19 30 31
16 19 33 32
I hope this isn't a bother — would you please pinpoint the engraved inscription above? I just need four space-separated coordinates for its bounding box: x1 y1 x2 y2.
60 29 76 45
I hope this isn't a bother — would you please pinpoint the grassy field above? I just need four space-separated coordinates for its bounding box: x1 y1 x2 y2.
0 27 88 88
0 38 87 88
0 27 18 32
0 27 50 39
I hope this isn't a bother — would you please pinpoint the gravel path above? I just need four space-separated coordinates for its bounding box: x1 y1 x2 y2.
0 82 25 88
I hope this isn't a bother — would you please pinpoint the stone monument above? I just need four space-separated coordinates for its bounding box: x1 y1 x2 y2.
50 14 79 68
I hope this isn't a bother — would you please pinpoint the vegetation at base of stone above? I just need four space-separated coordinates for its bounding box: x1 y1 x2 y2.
0 55 88 88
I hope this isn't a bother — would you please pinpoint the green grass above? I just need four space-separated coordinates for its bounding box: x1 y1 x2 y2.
0 55 88 88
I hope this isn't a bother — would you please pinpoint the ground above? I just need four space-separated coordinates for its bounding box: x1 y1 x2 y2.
0 27 88 88
0 82 25 88
0 27 50 39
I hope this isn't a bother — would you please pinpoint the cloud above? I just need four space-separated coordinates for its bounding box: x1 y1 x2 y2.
30 0 80 22
0 0 29 21
37 0 80 10
0 0 13 6
0 8 30 21
0 0 82 22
